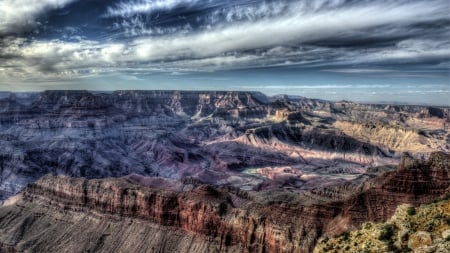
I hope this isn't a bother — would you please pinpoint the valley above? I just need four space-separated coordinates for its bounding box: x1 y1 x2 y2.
0 90 449 252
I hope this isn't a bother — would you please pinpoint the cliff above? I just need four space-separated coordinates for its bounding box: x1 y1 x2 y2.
326 152 450 234
0 152 448 253
18 175 336 253
1 91 449 201
314 197 450 252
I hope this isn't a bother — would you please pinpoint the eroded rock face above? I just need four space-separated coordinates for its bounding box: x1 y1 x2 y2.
330 152 450 233
1 153 448 253
1 91 448 201
314 198 450 253
20 175 334 253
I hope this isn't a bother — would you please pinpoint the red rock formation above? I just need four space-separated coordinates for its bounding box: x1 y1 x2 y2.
7 152 450 253
328 152 450 233
22 175 341 253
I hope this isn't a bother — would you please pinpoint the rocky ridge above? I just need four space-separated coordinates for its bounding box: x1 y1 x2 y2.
314 196 450 253
1 91 449 201
0 152 448 253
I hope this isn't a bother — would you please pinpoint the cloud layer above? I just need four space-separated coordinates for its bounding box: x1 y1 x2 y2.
106 0 204 17
0 0 75 34
0 0 448 98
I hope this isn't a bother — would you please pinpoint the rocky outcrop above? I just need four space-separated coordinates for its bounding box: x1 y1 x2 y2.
1 90 448 202
323 152 450 235
314 197 450 253
334 121 431 152
1 152 448 253
19 175 337 253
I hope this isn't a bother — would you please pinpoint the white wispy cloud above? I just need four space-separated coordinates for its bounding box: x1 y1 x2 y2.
113 15 193 37
106 0 204 17
131 0 447 60
0 0 76 34
0 0 448 82
365 39 450 63
323 69 397 74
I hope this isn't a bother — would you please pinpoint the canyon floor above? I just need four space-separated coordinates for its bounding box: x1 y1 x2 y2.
0 90 449 252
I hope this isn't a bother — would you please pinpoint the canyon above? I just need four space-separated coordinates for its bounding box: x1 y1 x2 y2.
0 151 448 253
0 90 449 252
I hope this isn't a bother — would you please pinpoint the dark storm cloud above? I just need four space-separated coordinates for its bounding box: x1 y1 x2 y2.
0 0 448 83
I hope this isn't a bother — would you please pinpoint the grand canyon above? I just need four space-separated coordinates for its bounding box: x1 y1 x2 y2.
0 90 449 252
1 0 449 252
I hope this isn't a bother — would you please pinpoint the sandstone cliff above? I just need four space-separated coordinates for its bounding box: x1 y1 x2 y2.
314 197 450 252
1 91 448 201
0 152 448 253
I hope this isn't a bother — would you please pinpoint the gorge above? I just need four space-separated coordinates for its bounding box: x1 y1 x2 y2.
0 90 449 252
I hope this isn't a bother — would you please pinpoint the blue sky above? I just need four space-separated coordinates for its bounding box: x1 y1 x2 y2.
0 0 449 105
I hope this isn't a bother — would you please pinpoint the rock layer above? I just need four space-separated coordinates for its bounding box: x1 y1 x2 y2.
1 91 449 201
0 90 449 253
314 197 450 252
1 152 448 253
330 152 450 233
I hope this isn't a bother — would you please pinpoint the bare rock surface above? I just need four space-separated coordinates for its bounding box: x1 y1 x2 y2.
0 152 448 253
1 91 449 201
314 196 450 253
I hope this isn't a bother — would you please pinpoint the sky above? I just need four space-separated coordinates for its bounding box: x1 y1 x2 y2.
0 0 449 105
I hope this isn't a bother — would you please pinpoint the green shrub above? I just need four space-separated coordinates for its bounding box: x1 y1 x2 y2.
406 206 416 216
399 246 412 253
387 242 398 252
426 223 435 232
379 224 395 241
342 232 350 241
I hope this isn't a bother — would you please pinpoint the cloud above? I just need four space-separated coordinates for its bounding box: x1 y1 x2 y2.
106 0 204 17
104 0 356 37
0 0 449 82
203 1 289 25
0 0 76 34
112 15 194 37
0 38 127 79
323 69 396 74
321 68 447 79
130 0 445 58
364 39 450 64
